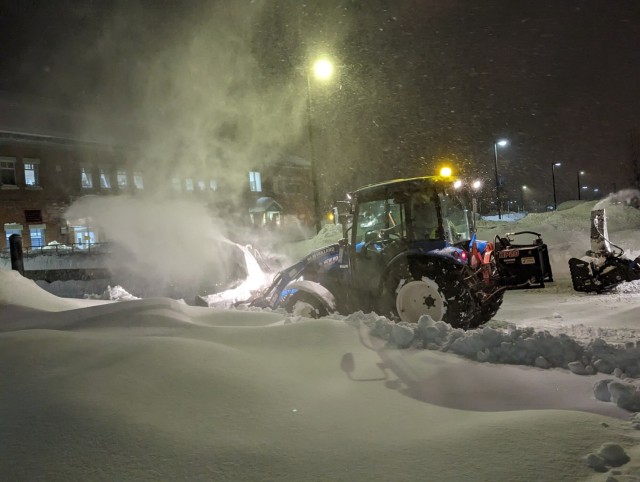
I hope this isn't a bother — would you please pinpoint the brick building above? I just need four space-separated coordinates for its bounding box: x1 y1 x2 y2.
0 95 315 252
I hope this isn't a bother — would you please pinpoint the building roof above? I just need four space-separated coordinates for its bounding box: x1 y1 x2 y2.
249 197 284 213
0 91 142 147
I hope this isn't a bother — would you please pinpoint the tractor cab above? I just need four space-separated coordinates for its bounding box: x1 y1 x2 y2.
335 176 473 254
332 176 475 314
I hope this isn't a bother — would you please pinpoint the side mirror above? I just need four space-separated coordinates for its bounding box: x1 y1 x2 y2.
333 201 353 239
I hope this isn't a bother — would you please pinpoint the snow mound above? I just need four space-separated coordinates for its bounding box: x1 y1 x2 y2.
85 285 140 301
0 269 94 311
342 312 640 382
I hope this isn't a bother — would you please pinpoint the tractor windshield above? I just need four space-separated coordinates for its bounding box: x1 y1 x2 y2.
438 190 472 242
354 198 406 244
408 186 471 243
351 178 472 246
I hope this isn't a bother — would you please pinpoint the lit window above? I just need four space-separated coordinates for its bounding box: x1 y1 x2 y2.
100 169 111 189
4 224 22 248
249 171 262 192
133 172 144 189
73 226 97 248
81 166 93 189
171 178 182 191
117 170 128 188
210 179 218 191
29 226 45 248
185 178 194 191
1 158 17 185
197 180 206 191
24 159 40 186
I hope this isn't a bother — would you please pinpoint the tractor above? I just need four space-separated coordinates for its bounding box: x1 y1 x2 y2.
249 174 552 329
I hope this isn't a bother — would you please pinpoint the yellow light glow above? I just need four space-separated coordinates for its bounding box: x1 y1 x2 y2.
439 166 453 178
313 59 334 80
327 212 335 222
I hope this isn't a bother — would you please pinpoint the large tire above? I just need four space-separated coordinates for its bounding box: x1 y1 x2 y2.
380 260 479 329
282 291 329 319
474 292 504 328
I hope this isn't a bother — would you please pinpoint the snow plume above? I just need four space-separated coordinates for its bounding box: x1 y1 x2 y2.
75 1 320 208
64 195 245 299
596 189 640 210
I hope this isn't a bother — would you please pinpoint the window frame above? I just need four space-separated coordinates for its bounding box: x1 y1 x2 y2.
23 158 41 187
116 170 129 189
133 171 144 189
29 224 46 248
99 168 112 189
4 223 23 248
80 165 94 189
249 171 262 192
0 157 17 186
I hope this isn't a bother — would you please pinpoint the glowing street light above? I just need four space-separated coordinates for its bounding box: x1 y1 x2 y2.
521 185 528 212
551 162 561 210
306 56 335 232
312 58 334 81
577 170 585 200
493 139 509 219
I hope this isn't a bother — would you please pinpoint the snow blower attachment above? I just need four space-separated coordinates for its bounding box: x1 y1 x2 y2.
568 208 640 293
247 175 553 329
493 231 553 289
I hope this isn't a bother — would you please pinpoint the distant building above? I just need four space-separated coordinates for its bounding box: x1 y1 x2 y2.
0 94 315 252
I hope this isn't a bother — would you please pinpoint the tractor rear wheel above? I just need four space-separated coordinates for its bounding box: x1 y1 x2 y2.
380 260 478 329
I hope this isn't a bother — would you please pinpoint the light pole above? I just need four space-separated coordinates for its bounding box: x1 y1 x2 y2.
305 57 334 233
521 185 528 212
551 162 561 210
493 139 508 219
471 179 482 231
577 170 585 200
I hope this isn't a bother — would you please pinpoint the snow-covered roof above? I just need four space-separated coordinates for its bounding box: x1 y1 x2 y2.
249 197 283 213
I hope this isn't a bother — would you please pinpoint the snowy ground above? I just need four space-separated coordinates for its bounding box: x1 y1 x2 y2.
2 194 640 480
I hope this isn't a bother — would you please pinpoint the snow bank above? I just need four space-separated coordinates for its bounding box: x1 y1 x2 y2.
0 269 102 311
332 310 640 413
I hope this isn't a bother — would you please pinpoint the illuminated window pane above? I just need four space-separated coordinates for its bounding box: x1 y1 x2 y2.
249 171 262 192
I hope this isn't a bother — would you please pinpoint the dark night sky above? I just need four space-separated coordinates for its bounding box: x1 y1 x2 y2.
0 0 638 208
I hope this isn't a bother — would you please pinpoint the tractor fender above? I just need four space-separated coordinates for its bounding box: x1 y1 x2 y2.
283 280 337 313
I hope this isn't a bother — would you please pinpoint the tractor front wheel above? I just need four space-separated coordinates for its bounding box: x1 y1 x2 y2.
380 261 478 329
282 291 329 319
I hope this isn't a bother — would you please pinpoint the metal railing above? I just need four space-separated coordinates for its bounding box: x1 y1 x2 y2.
0 241 111 258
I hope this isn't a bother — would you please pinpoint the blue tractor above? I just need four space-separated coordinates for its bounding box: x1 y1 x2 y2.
250 175 551 329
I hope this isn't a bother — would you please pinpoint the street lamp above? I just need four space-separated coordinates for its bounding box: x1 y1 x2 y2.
551 162 561 210
521 185 528 212
577 170 585 200
306 56 335 232
493 139 508 219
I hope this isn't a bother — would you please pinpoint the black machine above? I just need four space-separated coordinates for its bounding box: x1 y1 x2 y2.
569 209 640 293
494 231 553 289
